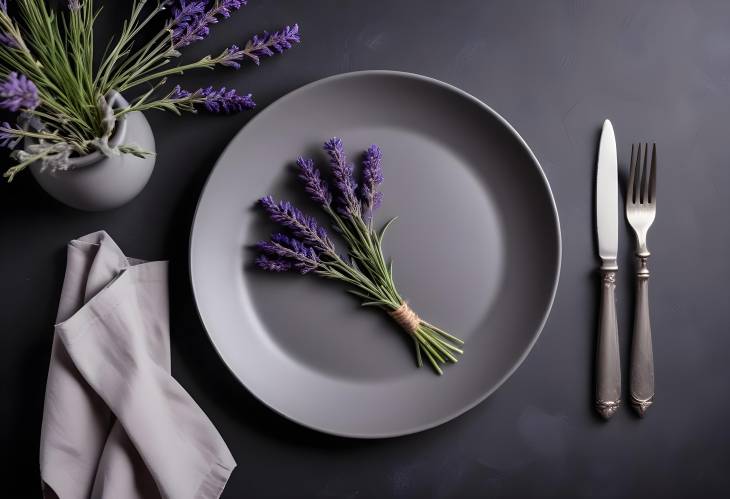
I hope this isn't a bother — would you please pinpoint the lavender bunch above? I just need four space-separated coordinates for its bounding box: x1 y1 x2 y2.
0 0 301 181
256 138 464 375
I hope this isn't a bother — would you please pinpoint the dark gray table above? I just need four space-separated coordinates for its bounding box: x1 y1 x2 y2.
2 1 729 497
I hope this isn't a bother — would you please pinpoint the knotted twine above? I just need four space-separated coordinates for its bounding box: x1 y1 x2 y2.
389 302 421 335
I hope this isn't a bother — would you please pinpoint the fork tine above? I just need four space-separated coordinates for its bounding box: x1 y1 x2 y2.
640 142 650 204
648 143 656 204
635 143 645 203
627 143 637 204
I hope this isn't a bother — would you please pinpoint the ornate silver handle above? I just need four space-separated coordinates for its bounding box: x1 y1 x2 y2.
630 255 654 416
596 268 621 419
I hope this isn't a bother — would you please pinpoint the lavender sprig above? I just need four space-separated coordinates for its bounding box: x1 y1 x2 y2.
255 139 464 374
199 86 255 112
259 195 334 252
171 85 255 113
256 233 319 274
0 72 40 112
296 157 332 207
220 24 301 69
170 0 247 48
324 137 360 217
168 1 208 47
248 24 300 58
360 144 384 222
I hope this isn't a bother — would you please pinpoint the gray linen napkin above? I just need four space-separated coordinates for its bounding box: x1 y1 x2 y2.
40 231 236 499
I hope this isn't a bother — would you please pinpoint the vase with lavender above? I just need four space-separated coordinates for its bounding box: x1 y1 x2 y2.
0 0 299 210
256 138 465 375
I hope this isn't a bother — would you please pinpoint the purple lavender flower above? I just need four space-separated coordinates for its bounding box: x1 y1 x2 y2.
257 233 319 274
220 44 243 69
0 121 21 149
259 195 334 252
170 85 255 112
207 0 246 18
169 0 208 25
360 144 384 221
68 0 81 10
170 0 247 48
0 32 17 48
0 2 19 50
170 85 191 99
237 24 301 66
296 157 331 207
0 73 40 112
255 255 292 272
323 137 359 217
168 1 207 45
200 86 254 112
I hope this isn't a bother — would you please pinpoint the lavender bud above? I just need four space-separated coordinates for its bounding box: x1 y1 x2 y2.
170 0 247 49
259 196 334 252
220 44 242 69
360 144 384 220
0 32 18 48
0 121 21 149
242 24 300 65
296 157 331 207
171 85 255 113
170 85 191 100
255 255 291 272
323 137 359 217
257 233 319 274
0 72 40 112
200 86 255 113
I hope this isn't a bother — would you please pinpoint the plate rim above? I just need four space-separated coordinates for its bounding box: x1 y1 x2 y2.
189 69 562 438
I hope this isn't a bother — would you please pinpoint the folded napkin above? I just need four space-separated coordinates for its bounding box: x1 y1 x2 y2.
40 231 235 499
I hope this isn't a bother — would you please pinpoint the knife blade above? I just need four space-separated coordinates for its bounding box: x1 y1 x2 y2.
596 119 618 268
594 119 621 419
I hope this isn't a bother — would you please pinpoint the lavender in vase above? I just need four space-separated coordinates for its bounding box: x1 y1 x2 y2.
255 138 464 375
0 0 301 181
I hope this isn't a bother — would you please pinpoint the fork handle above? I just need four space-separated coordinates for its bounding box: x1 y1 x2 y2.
630 255 654 416
596 267 621 419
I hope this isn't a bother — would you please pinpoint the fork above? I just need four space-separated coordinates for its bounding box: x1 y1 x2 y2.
626 143 657 416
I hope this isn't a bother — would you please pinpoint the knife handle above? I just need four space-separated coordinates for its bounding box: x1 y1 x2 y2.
630 255 654 416
596 267 621 419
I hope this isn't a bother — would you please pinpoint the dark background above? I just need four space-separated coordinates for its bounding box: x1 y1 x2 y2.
2 1 729 497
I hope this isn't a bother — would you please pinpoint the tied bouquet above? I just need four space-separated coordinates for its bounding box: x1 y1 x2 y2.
0 0 300 181
255 138 464 375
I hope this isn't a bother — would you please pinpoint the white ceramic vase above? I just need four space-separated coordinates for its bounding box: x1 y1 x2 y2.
29 92 156 211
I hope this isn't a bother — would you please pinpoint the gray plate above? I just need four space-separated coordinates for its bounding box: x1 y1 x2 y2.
190 71 561 438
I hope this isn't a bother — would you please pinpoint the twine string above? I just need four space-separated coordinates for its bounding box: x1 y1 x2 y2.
389 302 420 335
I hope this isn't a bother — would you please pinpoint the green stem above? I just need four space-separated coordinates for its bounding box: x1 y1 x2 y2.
118 56 217 91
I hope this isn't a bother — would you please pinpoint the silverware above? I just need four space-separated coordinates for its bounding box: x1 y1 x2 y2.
626 143 657 416
595 119 621 419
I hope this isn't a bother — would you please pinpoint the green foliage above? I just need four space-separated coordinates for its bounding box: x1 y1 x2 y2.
318 208 464 375
0 0 239 180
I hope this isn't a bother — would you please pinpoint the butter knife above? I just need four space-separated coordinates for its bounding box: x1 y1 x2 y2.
595 119 621 419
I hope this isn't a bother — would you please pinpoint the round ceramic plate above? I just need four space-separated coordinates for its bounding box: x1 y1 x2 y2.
190 71 561 438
